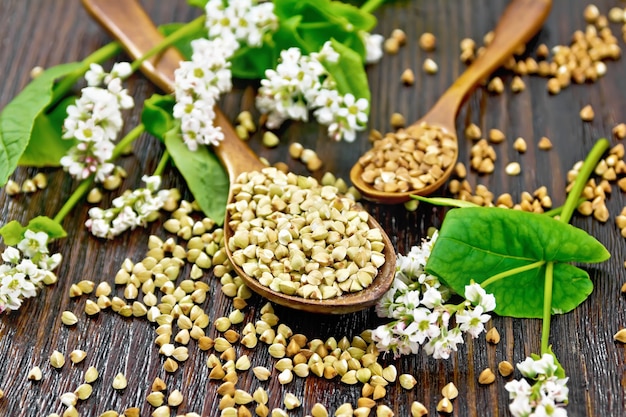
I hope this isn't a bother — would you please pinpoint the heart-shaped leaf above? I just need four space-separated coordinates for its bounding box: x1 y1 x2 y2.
0 216 66 245
0 62 81 186
164 125 229 225
425 207 609 318
19 96 77 167
141 94 176 141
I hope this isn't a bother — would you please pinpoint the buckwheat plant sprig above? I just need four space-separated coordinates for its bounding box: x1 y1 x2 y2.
505 353 569 417
172 0 278 152
85 174 173 239
61 62 134 181
256 43 371 142
0 230 62 313
173 37 238 151
372 232 496 359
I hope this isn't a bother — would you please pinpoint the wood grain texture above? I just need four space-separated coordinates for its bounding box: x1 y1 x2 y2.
1 0 625 416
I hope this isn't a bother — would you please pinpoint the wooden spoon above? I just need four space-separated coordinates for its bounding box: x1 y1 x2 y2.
350 0 553 204
82 0 397 314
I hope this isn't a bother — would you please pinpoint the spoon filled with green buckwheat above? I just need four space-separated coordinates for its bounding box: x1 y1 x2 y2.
83 0 397 314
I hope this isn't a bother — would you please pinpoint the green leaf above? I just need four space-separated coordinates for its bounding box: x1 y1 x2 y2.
230 43 279 79
142 94 176 141
0 216 66 245
273 0 375 60
158 23 206 60
0 221 25 246
187 0 208 8
19 97 77 166
25 216 67 240
425 207 610 318
324 39 371 101
164 125 229 225
0 62 82 186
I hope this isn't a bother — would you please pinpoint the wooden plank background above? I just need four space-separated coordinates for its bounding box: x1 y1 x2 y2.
0 0 625 416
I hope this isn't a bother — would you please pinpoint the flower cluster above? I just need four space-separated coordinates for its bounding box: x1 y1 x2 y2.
173 37 237 151
0 230 62 313
61 62 134 181
205 0 278 47
256 43 370 142
85 175 171 239
506 354 569 417
371 232 496 359
173 0 278 152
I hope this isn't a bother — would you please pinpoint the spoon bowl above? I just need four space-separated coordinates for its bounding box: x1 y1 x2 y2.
350 0 553 204
83 0 397 314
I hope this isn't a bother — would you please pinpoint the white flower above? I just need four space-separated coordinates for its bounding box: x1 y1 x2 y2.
455 305 491 338
85 63 106 86
1 247 21 264
395 289 421 311
542 377 569 404
16 259 39 278
312 89 341 125
86 216 110 239
533 400 568 417
337 94 368 127
508 394 533 417
531 354 559 377
313 41 340 64
371 325 394 352
392 321 421 355
506 378 533 400
517 356 539 378
421 285 442 309
39 253 62 272
411 307 441 343
361 31 384 64
424 327 463 360
18 230 49 257
464 282 496 312
110 61 132 79
142 175 161 191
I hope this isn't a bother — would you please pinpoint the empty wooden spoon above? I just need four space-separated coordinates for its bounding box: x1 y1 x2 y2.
350 0 552 204
82 0 397 314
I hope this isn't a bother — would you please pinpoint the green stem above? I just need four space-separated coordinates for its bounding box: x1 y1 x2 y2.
53 125 146 225
539 138 609 355
50 15 204 110
543 197 586 218
359 0 386 13
153 151 170 177
541 262 554 354
130 15 206 72
50 42 122 108
481 260 545 288
52 177 94 224
111 124 145 160
559 138 610 224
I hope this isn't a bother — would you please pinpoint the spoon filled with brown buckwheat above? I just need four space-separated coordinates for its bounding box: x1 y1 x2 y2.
350 0 553 204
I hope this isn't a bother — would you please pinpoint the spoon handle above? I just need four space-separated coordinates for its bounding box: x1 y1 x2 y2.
81 0 265 180
425 0 552 125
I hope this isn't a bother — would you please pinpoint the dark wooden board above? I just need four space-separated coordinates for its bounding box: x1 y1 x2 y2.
1 0 625 416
